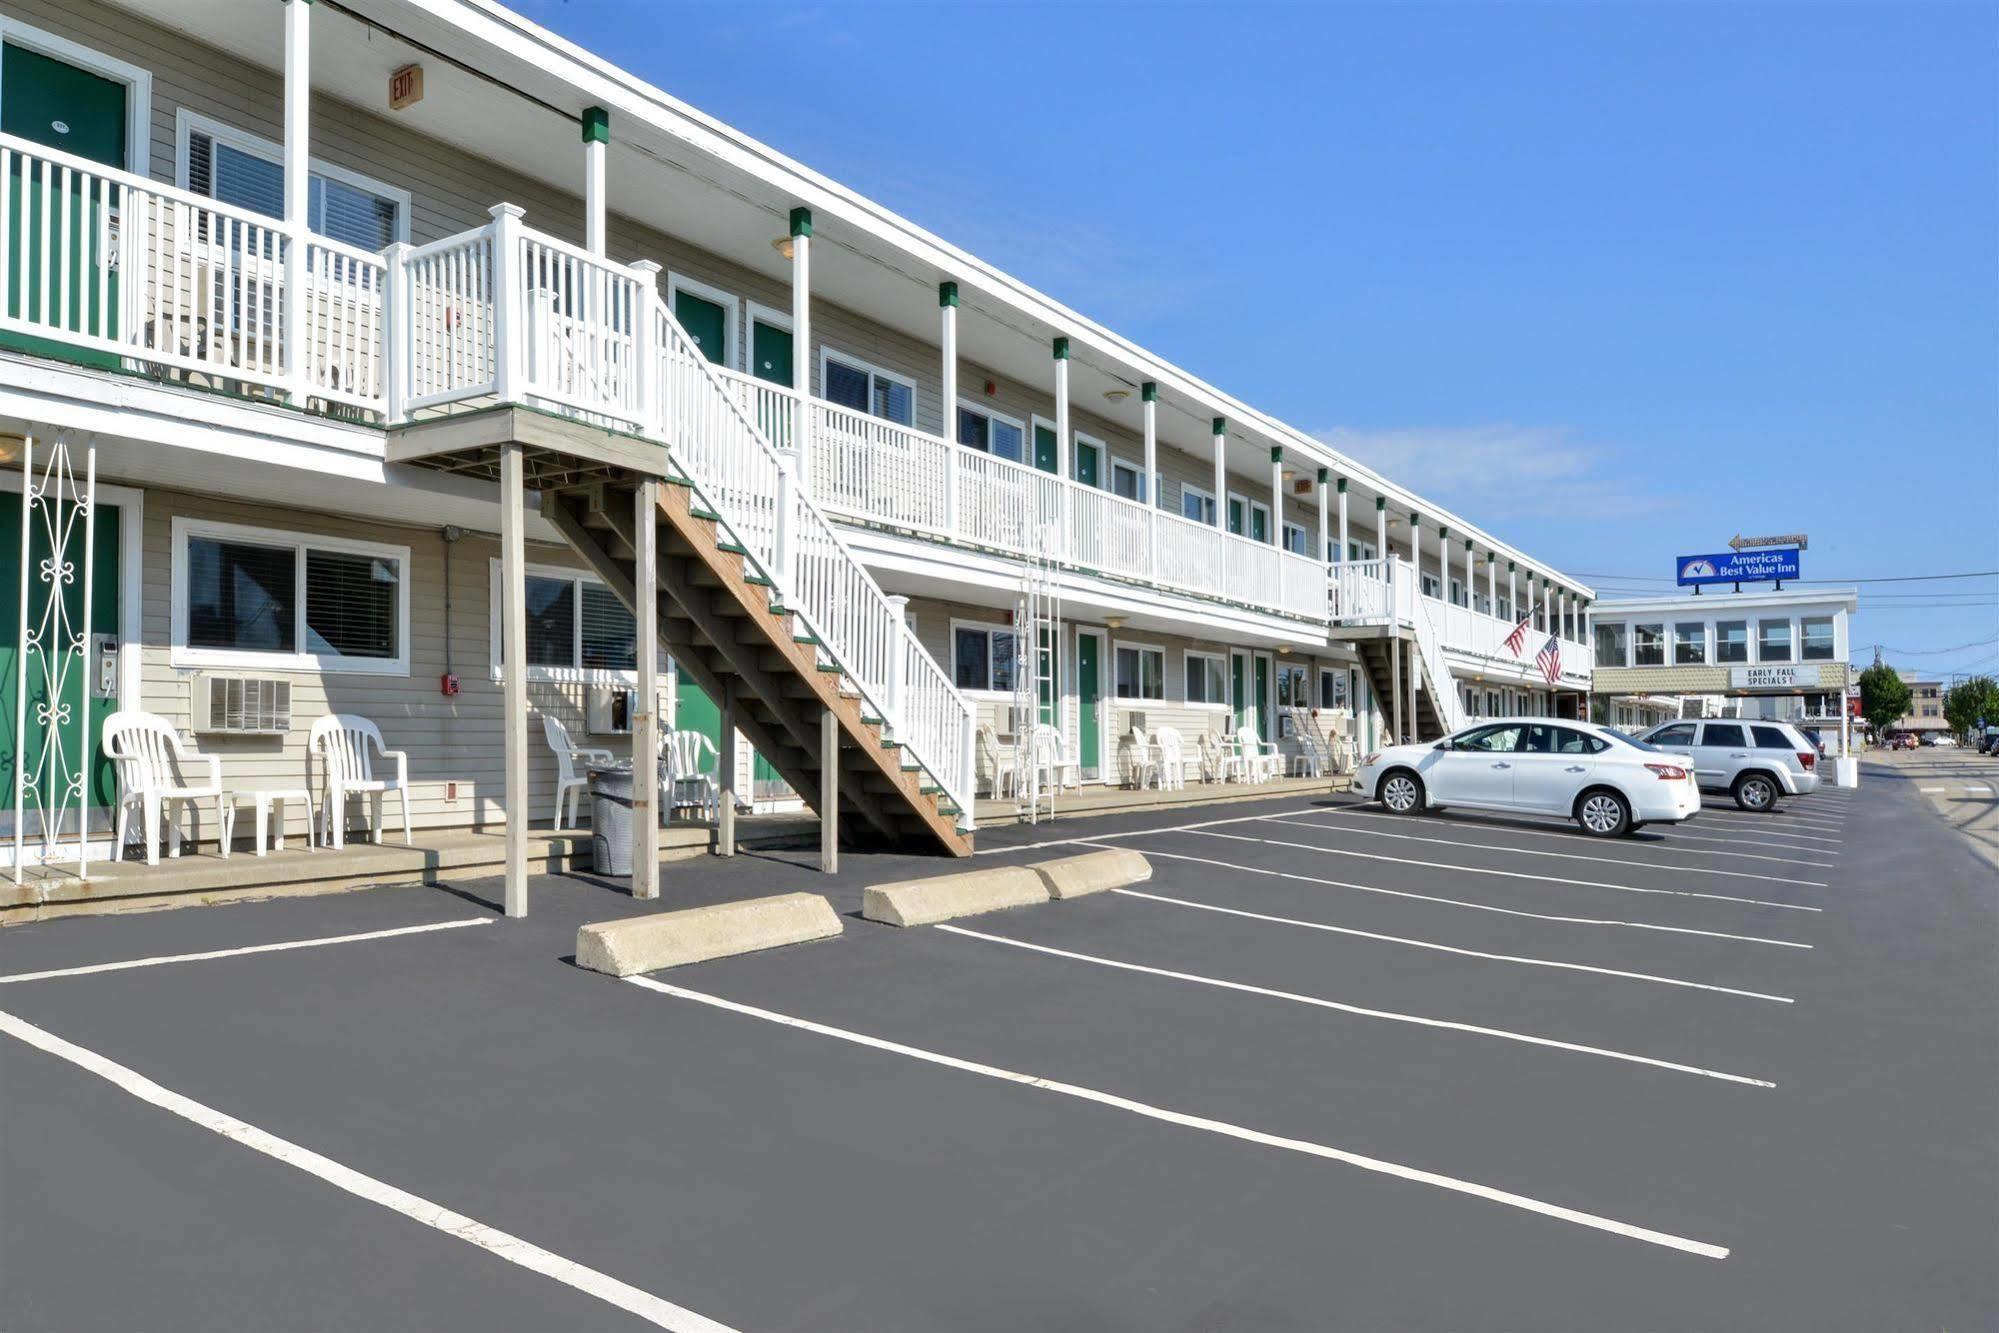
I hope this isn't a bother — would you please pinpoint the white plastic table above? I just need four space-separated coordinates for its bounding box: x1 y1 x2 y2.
221 788 317 858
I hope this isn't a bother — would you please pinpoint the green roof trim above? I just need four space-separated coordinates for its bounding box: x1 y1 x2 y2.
938 280 958 307
1270 446 1284 464
1212 417 1228 435
789 206 813 238
1375 495 1386 510
581 106 610 143
1465 537 1474 550
1337 477 1348 493
1141 382 1158 402
1316 467 1329 483
1052 335 1070 359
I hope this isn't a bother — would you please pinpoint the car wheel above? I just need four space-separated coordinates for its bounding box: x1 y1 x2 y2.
1734 773 1778 812
1379 769 1425 815
1576 789 1631 838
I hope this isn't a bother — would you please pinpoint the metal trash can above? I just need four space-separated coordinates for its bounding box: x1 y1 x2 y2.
588 763 636 876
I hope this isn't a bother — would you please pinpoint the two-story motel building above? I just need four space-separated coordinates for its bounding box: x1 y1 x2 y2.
0 0 1595 896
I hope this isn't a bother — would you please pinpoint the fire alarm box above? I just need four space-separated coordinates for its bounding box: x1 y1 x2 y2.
440 672 460 697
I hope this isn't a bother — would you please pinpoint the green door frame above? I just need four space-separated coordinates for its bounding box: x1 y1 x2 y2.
1073 436 1103 488
1075 629 1103 782
1032 421 1059 476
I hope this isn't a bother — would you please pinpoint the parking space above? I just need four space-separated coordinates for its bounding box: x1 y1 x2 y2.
3 776 1994 1331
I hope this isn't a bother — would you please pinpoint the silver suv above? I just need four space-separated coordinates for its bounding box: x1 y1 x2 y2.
1636 719 1821 811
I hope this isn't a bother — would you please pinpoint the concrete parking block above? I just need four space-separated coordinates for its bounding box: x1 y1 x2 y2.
1031 848 1153 899
575 893 842 976
862 866 1049 927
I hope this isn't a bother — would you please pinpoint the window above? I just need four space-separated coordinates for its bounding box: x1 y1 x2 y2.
1497 595 1512 621
1674 623 1707 666
1453 723 1523 753
1715 620 1749 664
952 623 1017 693
1181 484 1217 526
1420 573 1442 599
177 111 408 249
822 350 914 427
1702 723 1748 748
1276 663 1308 707
1449 579 1467 609
1281 522 1312 556
1593 622 1629 667
1109 458 1151 503
1523 725 1605 755
1633 623 1665 666
174 519 408 673
1186 651 1228 706
489 565 638 678
1319 668 1347 710
1801 616 1834 661
1652 722 1697 747
1752 725 1796 750
1114 643 1165 700
1758 619 1792 663
957 404 1025 464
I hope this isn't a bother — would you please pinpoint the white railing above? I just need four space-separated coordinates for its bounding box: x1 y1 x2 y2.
810 397 955 535
399 224 495 410
1406 572 1469 734
300 237 386 409
1331 557 1395 623
517 228 643 428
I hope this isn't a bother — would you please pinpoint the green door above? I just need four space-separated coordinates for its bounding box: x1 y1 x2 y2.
1076 633 1101 780
674 290 728 366
1251 507 1269 544
672 669 783 803
749 318 793 446
1254 656 1271 731
1227 497 1245 536
1231 651 1247 732
2 42 127 368
1074 440 1101 488
1033 423 1058 475
0 492 121 846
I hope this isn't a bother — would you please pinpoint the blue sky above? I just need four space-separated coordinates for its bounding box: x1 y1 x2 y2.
518 0 1998 678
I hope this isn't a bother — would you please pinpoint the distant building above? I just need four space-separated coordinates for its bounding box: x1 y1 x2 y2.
1892 670 1947 736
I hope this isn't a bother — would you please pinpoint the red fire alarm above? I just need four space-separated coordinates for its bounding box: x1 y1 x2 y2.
440 672 460 697
983 378 997 396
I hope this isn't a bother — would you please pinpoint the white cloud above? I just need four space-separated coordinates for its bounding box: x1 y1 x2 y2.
1311 423 1681 522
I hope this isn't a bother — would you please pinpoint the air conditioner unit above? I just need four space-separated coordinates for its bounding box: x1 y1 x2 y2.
586 686 637 735
191 675 292 735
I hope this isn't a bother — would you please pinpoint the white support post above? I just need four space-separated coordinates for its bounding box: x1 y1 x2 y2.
488 203 526 403
1410 515 1422 601
1465 539 1475 614
1375 496 1388 567
382 242 411 423
630 259 661 432
1336 479 1349 564
1053 336 1071 554
1487 549 1497 613
581 107 608 257
500 442 529 918
1269 447 1284 546
632 478 659 900
1142 382 1159 569
1211 417 1227 530
773 454 795 597
1508 563 1517 621
885 594 909 738
958 711 976 833
820 709 839 875
281 0 311 406
940 281 959 533
717 689 738 857
789 207 812 484
1316 468 1330 566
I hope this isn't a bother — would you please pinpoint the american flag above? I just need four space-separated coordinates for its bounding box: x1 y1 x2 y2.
1535 634 1563 684
1503 605 1536 656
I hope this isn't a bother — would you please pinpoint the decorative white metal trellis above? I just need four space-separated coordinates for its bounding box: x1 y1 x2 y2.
12 434 98 885
1012 520 1062 825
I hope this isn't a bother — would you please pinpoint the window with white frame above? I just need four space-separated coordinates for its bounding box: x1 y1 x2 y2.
1420 572 1442 599
957 402 1025 463
823 349 915 427
1275 663 1309 707
1801 615 1835 661
1185 651 1228 706
487 563 640 678
1109 457 1152 504
1674 622 1707 666
1181 483 1217 525
1282 522 1311 556
173 518 408 673
1114 642 1165 700
952 622 1018 693
1318 667 1347 710
176 111 408 250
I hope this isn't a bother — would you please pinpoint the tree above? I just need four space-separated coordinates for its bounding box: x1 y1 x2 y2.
1943 676 1999 738
1858 662 1912 735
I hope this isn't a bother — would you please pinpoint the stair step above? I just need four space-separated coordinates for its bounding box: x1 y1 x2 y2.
691 506 722 523
717 540 748 556
744 573 774 588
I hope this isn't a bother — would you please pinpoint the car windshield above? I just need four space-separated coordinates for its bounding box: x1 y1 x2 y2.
1605 729 1664 752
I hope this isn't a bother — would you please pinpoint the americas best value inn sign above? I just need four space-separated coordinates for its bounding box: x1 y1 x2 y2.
1675 547 1802 587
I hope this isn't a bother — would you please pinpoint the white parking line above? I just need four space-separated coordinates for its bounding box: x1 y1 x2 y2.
1119 845 1810 954
974 805 1329 855
625 976 1731 1259
1676 822 1845 848
0 918 493 985
1110 880 1799 1000
1303 807 1831 859
1919 787 1947 793
938 924 1776 1087
0 1008 737 1332
1256 816 1827 887
1194 831 1823 913
1283 809 1837 869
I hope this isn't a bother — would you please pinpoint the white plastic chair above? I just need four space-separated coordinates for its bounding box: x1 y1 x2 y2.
1154 726 1189 791
310 714 412 850
1237 709 1284 783
1124 726 1161 789
977 723 1017 798
1033 723 1081 791
543 714 615 828
1285 707 1329 777
103 711 224 865
662 729 721 820
1198 731 1238 784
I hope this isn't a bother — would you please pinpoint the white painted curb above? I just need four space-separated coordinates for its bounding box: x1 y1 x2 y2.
576 893 842 977
862 866 1048 927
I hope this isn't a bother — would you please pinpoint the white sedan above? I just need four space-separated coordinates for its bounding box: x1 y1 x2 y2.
1355 718 1701 837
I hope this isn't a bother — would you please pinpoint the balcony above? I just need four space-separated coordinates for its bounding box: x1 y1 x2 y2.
1331 556 1593 685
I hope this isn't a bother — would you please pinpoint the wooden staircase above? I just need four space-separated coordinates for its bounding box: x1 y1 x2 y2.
1350 631 1449 745
545 474 971 857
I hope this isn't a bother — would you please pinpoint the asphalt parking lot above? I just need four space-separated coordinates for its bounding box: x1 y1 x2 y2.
3 776 1995 1331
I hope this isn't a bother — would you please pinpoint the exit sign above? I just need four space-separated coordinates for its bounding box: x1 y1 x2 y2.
389 64 423 111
